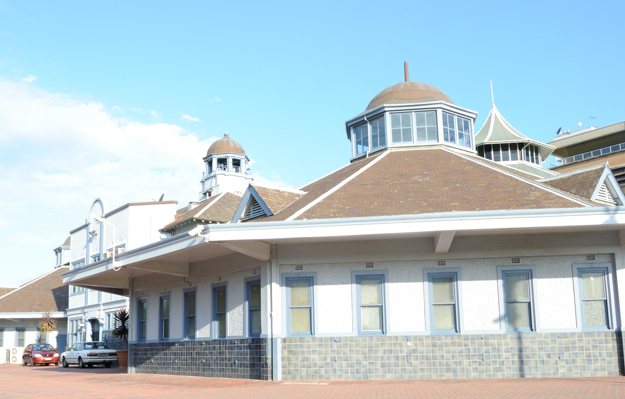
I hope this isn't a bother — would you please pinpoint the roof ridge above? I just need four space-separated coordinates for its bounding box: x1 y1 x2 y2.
193 192 228 218
251 184 306 195
539 163 607 182
0 266 68 302
441 147 593 207
286 151 391 221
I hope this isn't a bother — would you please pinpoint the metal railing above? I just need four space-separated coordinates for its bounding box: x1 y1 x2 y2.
548 141 625 169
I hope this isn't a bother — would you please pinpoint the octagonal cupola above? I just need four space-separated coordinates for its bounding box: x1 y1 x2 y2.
345 62 478 160
200 133 253 199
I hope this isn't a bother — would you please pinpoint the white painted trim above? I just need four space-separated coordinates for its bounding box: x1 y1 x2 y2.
0 266 68 302
193 191 227 218
286 151 391 221
0 312 66 319
251 184 305 195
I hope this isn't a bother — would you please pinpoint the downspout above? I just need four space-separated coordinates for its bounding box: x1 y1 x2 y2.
269 244 279 380
128 277 133 374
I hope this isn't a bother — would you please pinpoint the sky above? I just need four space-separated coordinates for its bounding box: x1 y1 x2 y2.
1 1 624 286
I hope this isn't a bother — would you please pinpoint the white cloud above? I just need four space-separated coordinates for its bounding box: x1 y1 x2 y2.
180 112 201 122
210 96 222 103
0 80 291 286
150 110 161 119
129 108 144 113
20 74 37 83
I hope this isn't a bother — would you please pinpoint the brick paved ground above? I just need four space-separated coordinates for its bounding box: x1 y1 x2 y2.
0 364 623 399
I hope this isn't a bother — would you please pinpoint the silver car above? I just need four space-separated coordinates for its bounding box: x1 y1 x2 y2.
60 342 117 368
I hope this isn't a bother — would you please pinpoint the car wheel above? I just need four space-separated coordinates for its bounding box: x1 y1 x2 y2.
55 363 59 366
22 357 27 367
62 358 69 368
44 363 50 366
78 357 85 368
30 358 35 367
104 362 112 368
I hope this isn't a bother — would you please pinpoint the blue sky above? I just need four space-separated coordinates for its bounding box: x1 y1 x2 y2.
1 0 624 286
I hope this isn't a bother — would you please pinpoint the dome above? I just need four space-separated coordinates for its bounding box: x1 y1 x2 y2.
207 133 246 156
366 81 453 111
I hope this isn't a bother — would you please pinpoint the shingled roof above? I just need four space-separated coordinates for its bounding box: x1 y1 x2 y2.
0 287 15 297
0 267 69 313
251 185 303 215
252 147 593 222
162 192 242 231
540 164 606 200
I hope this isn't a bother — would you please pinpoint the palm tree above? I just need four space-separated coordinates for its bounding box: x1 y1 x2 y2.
38 312 57 344
111 308 129 349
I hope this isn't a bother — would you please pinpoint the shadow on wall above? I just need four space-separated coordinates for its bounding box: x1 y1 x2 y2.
51 285 69 312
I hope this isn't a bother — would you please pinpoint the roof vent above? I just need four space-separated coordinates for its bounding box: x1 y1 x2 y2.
295 265 303 271
437 260 446 267
587 255 596 261
366 262 374 269
242 196 266 221
596 183 617 205
512 257 520 264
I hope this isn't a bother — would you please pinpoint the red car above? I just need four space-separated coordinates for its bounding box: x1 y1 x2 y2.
22 344 60 366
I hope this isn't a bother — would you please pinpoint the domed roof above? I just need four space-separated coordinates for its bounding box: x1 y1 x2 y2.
207 133 246 156
366 81 453 111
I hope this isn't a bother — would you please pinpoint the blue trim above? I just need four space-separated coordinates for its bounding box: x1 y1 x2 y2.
284 276 315 337
501 270 535 333
245 277 261 338
354 273 387 336
136 297 147 342
577 266 613 331
212 283 227 338
183 289 197 339
159 293 171 341
426 271 460 334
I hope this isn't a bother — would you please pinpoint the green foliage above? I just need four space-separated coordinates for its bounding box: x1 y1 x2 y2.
111 307 129 349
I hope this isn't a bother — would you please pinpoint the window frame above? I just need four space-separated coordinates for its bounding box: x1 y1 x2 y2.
501 269 536 333
0 328 3 347
390 112 414 144
212 283 228 339
352 271 388 336
184 289 197 340
352 122 370 156
282 274 316 337
573 263 615 331
369 114 387 149
159 293 170 341
16 328 25 347
442 112 457 145
423 268 462 335
137 297 147 342
245 278 262 338
414 110 438 142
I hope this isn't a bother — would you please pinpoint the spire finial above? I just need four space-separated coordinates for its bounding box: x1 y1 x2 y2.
224 132 229 138
404 61 409 82
490 80 495 106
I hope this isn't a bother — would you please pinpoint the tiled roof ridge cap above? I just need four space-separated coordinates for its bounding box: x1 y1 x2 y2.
193 192 228 219
441 147 594 207
251 184 306 195
538 163 608 182
0 266 68 302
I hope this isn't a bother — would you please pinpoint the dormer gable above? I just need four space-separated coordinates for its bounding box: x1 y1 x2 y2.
233 185 305 223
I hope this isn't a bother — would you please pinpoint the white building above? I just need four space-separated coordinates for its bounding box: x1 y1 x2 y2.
62 73 625 381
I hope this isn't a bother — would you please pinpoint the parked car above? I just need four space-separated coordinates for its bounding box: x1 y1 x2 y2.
22 344 60 366
60 342 117 368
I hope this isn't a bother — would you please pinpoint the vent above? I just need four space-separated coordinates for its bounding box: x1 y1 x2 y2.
595 183 617 205
242 196 266 221
437 260 446 267
512 257 520 264
587 255 596 261
295 265 303 271
366 262 374 269
252 269 257 275
218 276 222 282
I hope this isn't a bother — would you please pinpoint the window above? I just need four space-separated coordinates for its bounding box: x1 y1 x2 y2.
213 286 227 338
0 329 3 347
91 254 100 263
457 116 472 148
285 277 314 336
207 158 213 174
442 112 456 144
484 144 492 160
415 111 437 142
247 281 261 337
71 259 85 271
510 143 518 161
217 158 227 171
137 299 147 342
370 115 386 148
493 144 501 161
427 273 459 333
502 271 534 332
355 275 386 335
159 295 170 340
17 329 25 347
184 291 196 339
391 113 413 143
501 144 510 161
578 268 612 330
353 123 369 155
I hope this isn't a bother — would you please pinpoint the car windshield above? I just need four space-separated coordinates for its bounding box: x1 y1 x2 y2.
84 342 109 349
33 344 55 351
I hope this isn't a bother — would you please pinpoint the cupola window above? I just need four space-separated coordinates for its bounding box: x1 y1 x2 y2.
353 123 369 155
442 112 456 144
457 117 472 148
415 111 437 142
370 115 386 148
207 158 213 174
232 158 241 173
391 113 412 143
217 158 228 171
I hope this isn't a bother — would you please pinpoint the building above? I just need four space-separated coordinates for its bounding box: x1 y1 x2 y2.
62 73 625 381
547 121 625 188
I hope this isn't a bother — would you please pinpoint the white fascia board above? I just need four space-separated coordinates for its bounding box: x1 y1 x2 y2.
0 312 66 319
207 207 625 242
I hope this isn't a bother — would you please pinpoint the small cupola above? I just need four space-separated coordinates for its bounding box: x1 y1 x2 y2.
200 133 253 199
345 62 478 161
475 82 555 174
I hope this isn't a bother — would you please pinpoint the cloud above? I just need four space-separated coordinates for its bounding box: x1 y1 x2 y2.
180 112 201 122
150 111 161 119
129 108 144 113
210 96 222 103
20 74 37 83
